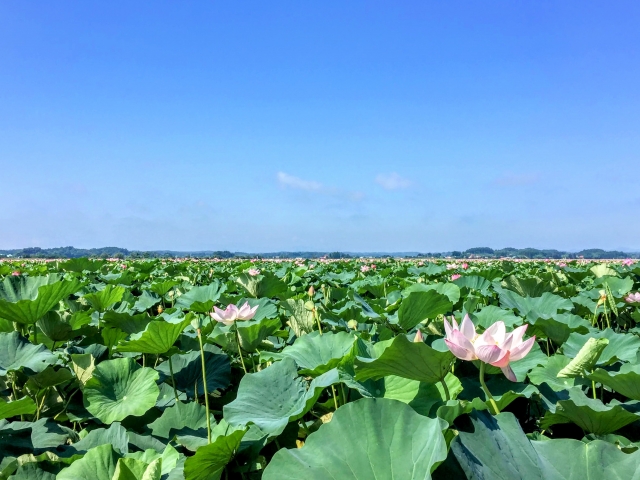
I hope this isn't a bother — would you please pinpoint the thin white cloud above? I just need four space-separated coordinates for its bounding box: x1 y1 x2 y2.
277 172 323 191
375 172 412 190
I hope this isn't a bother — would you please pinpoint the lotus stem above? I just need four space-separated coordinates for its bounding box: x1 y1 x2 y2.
197 329 212 444
479 362 500 415
331 385 339 410
168 356 179 402
440 378 451 401
235 328 248 374
314 309 323 336
592 380 597 400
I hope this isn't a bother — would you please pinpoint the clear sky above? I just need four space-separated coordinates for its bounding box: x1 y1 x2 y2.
1 2 639 252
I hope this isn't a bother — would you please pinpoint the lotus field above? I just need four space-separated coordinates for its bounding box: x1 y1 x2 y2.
2 257 640 479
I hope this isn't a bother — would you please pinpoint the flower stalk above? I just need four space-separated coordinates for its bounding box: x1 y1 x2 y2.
479 362 500 415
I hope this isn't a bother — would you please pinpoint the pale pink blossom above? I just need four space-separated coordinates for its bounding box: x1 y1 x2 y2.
11 271 20 276
446 263 458 270
558 262 567 267
462 263 469 270
623 259 635 267
247 268 261 276
626 292 640 304
444 316 535 382
451 274 461 281
210 302 258 325
360 265 371 273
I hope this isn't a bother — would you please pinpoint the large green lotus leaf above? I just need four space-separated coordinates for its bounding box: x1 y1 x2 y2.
61 422 128 457
9 462 55 480
264 331 356 376
594 276 634 297
453 275 492 294
527 313 592 344
57 444 121 480
115 317 191 354
223 358 338 436
148 401 212 439
102 311 152 335
263 398 447 480
156 344 230 398
175 281 225 313
451 410 545 479
235 316 283 353
541 387 640 434
60 258 107 273
589 363 640 401
470 305 522 330
25 366 74 390
501 275 555 297
0 274 61 302
150 280 180 297
83 285 126 312
36 311 73 342
132 291 161 312
375 372 462 416
591 264 618 278
354 335 454 384
125 444 179 477
0 332 56 375
83 357 160 424
0 397 36 421
0 277 84 325
452 409 640 480
532 438 640 479
0 418 72 453
236 272 287 299
282 299 315 337
563 328 640 365
458 375 539 412
183 427 246 480
528 355 582 391
408 263 446 277
499 291 573 321
112 457 162 480
402 282 461 304
397 290 452 330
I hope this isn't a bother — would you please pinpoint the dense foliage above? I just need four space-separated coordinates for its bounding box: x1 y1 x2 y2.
0 257 639 479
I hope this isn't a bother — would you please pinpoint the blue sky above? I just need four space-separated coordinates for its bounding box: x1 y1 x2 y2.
1 2 639 252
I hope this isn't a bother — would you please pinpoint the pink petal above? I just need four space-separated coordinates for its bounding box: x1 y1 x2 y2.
501 364 517 382
443 318 453 340
445 339 476 361
491 350 511 368
510 325 528 346
488 321 506 344
509 336 536 361
476 344 506 364
460 314 476 342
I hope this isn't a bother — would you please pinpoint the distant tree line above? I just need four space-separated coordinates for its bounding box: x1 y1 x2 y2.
0 246 637 260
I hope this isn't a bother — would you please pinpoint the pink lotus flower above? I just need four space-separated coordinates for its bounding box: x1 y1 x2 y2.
626 292 640 304
623 259 635 267
247 268 261 276
451 274 461 281
11 271 20 276
446 263 458 270
558 262 567 267
210 302 258 326
444 316 535 382
361 265 370 273
462 263 469 270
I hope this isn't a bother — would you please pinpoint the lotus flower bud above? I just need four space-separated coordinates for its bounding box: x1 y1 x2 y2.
347 319 358 330
308 285 315 297
414 329 424 343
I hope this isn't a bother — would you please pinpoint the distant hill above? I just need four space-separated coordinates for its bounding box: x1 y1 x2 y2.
0 246 638 260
